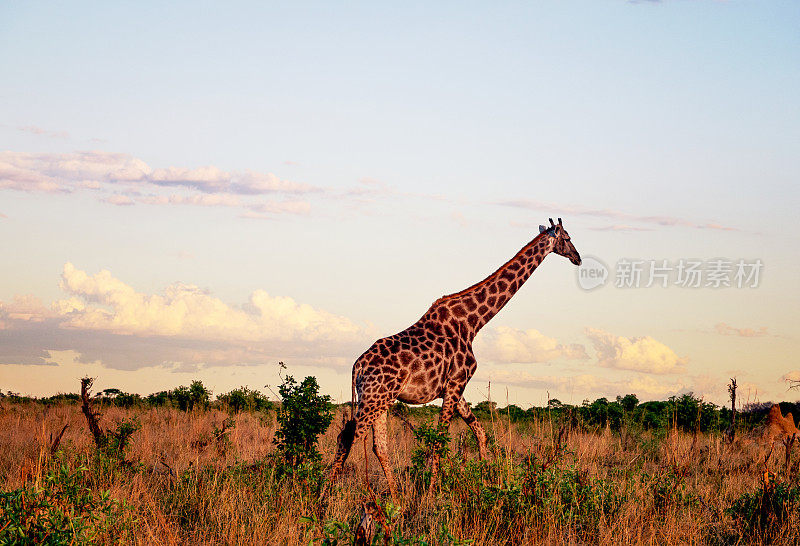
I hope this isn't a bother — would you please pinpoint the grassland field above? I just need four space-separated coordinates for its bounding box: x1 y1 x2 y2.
2 386 800 545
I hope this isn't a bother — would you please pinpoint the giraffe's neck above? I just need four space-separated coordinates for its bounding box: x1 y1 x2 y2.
431 233 555 339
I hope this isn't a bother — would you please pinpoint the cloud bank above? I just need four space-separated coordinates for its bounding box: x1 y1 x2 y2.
0 151 316 217
585 327 688 374
475 368 689 401
475 326 588 363
0 264 372 372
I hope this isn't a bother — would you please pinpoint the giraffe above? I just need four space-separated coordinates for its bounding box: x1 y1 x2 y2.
325 218 582 498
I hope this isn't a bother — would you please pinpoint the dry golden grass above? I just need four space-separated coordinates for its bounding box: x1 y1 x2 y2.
2 401 799 545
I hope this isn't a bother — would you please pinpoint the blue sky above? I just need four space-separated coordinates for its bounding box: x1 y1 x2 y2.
1 1 798 406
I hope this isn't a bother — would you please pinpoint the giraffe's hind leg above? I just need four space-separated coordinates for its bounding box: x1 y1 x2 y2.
328 417 358 482
324 400 388 496
428 388 462 494
372 410 398 501
457 396 488 460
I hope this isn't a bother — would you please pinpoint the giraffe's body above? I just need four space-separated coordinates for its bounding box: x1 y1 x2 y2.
327 219 582 497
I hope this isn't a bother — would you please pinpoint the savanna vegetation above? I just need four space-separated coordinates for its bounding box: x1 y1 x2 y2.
2 371 799 545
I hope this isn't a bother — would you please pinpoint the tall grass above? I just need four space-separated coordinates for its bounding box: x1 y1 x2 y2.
1 400 798 544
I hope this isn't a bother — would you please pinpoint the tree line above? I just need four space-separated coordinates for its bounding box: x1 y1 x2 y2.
1 382 792 433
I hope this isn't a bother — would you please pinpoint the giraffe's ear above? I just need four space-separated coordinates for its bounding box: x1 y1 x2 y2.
539 225 547 234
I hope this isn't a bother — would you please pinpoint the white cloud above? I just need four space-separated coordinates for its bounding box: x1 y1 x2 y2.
0 295 55 325
589 224 654 232
475 368 688 401
474 326 588 363
714 322 770 338
0 151 314 195
473 367 748 404
0 264 373 373
0 157 64 193
585 327 688 374
0 151 316 217
103 194 135 206
17 125 70 139
149 165 230 192
232 171 317 195
245 201 312 216
782 371 800 383
498 198 737 232
140 193 243 207
55 263 364 342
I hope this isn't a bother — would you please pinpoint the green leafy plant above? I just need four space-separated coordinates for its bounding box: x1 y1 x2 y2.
105 418 140 459
410 422 450 486
272 373 333 475
726 477 800 541
217 386 273 413
0 464 130 544
299 513 353 545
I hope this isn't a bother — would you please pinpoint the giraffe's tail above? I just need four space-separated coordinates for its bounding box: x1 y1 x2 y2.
350 358 359 421
334 360 359 460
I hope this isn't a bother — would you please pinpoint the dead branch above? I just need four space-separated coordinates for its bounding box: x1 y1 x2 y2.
80 377 106 448
49 424 68 455
725 377 737 443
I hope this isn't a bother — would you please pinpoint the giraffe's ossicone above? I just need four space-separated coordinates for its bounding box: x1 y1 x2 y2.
324 218 582 499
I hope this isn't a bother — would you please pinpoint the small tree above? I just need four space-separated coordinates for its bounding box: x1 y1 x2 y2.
101 388 121 398
217 386 272 413
272 375 333 468
169 380 211 411
188 380 211 410
617 394 639 413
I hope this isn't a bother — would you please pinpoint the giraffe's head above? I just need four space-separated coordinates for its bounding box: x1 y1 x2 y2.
540 218 582 266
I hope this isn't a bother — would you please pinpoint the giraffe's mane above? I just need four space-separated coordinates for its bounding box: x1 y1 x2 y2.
435 231 549 303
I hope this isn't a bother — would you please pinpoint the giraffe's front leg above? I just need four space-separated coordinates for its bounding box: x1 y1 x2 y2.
457 396 488 461
428 389 460 494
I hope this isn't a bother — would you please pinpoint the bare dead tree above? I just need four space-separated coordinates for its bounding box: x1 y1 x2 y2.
725 377 737 443
80 377 107 449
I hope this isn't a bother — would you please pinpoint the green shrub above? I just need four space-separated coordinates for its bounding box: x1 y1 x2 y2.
217 386 273 413
0 464 129 544
410 422 450 486
272 375 333 470
105 418 140 459
726 479 800 541
171 381 211 411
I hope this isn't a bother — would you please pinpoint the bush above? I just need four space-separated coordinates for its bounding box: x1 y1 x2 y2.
171 381 211 411
726 478 800 541
272 375 333 470
143 381 211 411
217 386 273 413
0 464 129 544
104 418 141 459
